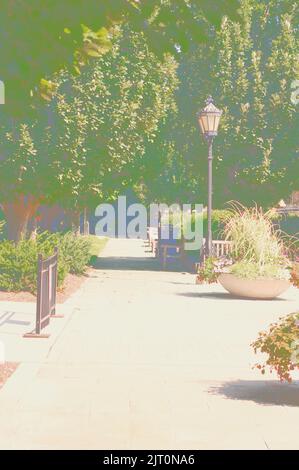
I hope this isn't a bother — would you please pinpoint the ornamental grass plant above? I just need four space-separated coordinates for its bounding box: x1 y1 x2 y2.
223 203 290 280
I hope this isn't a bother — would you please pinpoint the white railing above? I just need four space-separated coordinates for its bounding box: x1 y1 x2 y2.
210 239 234 257
198 238 234 267
147 227 159 254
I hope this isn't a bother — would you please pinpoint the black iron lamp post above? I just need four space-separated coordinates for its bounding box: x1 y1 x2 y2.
197 96 222 256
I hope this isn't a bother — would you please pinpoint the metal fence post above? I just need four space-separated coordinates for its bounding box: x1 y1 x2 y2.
24 247 61 338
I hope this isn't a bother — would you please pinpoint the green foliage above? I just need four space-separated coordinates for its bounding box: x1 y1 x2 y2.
211 0 299 205
230 261 289 280
158 208 229 244
202 210 231 240
75 25 112 67
0 1 240 116
179 209 230 242
273 213 299 238
1 0 297 224
0 26 179 222
58 232 92 275
0 240 40 292
0 232 94 293
196 255 232 283
87 236 108 266
0 124 40 201
252 312 299 382
150 0 299 207
222 203 292 280
36 231 94 277
0 237 67 293
224 204 287 267
196 257 218 284
74 25 179 205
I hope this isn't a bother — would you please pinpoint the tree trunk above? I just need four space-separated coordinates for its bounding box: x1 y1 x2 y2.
30 217 37 241
2 195 40 242
71 210 81 236
83 207 89 235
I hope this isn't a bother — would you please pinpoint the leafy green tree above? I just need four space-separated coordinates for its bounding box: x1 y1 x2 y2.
149 0 299 207
0 0 239 117
0 26 178 240
213 0 299 205
50 26 178 214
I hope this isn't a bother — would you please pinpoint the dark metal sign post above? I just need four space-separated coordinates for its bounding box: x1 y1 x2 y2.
24 247 62 338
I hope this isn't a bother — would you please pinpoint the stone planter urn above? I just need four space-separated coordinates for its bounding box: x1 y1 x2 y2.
218 273 290 299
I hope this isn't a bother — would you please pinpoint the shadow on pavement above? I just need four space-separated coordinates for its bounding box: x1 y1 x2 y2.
91 256 186 272
0 311 32 327
209 380 299 407
176 292 288 301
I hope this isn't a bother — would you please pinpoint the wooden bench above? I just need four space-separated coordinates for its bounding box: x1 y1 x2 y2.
158 240 184 269
157 224 184 268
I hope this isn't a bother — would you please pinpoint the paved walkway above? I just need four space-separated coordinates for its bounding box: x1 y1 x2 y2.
0 238 299 449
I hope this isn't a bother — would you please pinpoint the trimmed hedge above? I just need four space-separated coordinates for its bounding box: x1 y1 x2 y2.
270 212 299 237
181 209 231 241
202 209 231 239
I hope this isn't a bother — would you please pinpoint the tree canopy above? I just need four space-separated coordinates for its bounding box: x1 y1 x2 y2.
0 0 298 241
142 0 299 207
0 0 240 116
0 26 178 239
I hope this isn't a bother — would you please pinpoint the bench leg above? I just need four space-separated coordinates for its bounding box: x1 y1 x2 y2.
163 247 168 269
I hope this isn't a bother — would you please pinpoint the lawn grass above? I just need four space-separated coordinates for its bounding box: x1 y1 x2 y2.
85 236 108 264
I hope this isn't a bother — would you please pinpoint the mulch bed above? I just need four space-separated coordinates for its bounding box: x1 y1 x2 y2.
0 362 19 390
0 269 92 304
56 271 90 303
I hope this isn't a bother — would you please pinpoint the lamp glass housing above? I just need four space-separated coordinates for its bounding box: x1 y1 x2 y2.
198 98 222 137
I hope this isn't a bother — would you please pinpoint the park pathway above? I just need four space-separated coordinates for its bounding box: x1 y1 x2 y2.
0 238 299 449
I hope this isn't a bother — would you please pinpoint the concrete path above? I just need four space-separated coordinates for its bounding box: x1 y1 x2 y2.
0 238 299 449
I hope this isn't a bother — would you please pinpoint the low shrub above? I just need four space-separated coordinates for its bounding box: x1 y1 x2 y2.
271 212 299 237
0 240 41 292
191 209 231 240
0 231 93 293
203 209 231 239
252 312 299 382
58 232 92 275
